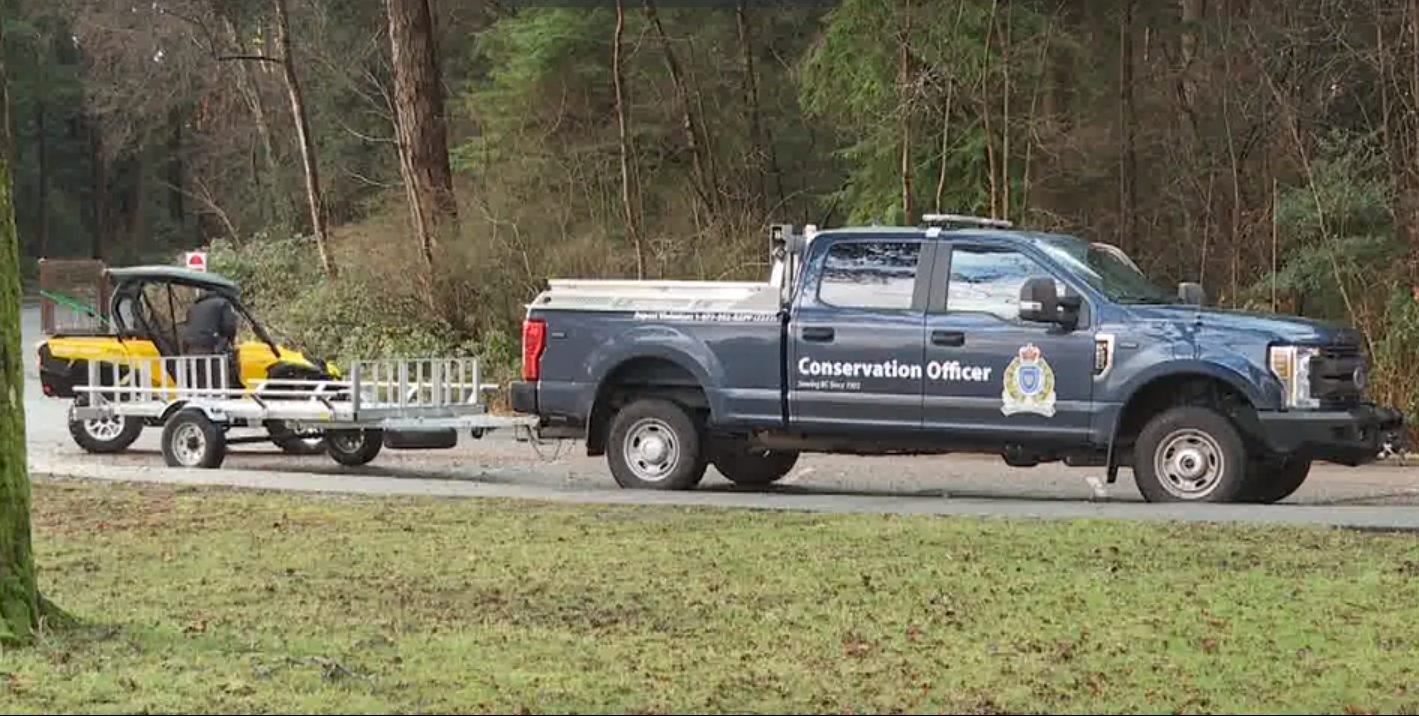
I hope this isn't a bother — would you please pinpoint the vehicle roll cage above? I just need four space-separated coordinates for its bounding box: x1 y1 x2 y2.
104 266 284 359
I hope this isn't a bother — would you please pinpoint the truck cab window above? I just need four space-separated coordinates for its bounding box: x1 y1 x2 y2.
947 246 1063 321
817 240 922 310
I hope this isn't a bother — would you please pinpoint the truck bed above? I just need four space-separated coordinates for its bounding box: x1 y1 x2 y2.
527 278 785 314
525 277 788 432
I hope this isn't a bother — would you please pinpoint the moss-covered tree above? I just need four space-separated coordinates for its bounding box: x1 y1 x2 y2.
0 10 39 646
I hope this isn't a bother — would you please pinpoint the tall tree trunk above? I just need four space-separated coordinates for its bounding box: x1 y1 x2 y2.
898 0 913 223
0 16 39 646
983 0 1000 217
386 0 459 270
1118 0 1138 253
1377 0 1419 290
934 81 954 213
1177 0 1204 137
613 0 644 279
736 0 778 213
90 120 107 261
273 0 337 278
35 101 47 258
643 0 715 218
167 108 184 225
126 152 145 256
1000 0 1012 223
1407 0 1419 289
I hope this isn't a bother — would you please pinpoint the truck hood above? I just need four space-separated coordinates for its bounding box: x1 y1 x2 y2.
1125 304 1363 345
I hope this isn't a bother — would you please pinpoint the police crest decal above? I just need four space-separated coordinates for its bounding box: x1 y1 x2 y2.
1001 343 1056 417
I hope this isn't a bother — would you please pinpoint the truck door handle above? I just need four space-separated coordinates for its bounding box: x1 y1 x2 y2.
802 327 835 342
931 330 965 346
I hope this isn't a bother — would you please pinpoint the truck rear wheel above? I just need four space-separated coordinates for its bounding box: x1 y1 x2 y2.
606 398 707 490
711 440 799 486
1132 405 1250 502
1240 455 1311 503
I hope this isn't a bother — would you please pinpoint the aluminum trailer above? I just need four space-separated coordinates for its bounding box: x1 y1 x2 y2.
71 353 538 469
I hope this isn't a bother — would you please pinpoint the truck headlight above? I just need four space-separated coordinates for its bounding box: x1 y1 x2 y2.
1268 345 1320 409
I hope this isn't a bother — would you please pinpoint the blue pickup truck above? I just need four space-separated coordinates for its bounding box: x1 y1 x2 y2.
509 215 1404 503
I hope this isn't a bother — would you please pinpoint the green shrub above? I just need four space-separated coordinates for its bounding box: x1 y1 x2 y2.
206 234 521 387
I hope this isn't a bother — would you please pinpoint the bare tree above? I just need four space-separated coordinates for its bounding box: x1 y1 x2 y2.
273 0 337 278
644 0 717 220
1118 0 1138 253
898 0 914 222
614 0 644 279
220 11 287 229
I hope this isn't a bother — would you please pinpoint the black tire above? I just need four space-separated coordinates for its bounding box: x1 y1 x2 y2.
67 396 144 454
326 429 383 467
160 409 226 469
274 434 327 455
1132 405 1250 503
606 398 708 490
1240 455 1312 504
711 439 799 486
266 420 326 455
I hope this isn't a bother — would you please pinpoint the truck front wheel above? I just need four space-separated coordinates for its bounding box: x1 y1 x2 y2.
1132 405 1250 502
606 398 708 490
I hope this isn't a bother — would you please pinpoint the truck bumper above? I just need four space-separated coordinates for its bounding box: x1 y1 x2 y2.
509 381 538 415
1256 404 1405 466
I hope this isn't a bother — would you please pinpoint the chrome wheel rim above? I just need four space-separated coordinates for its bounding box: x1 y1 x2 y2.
623 418 680 482
173 423 206 466
84 416 125 441
1154 428 1224 499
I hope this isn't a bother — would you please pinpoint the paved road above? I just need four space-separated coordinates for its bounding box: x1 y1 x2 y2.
20 305 1419 528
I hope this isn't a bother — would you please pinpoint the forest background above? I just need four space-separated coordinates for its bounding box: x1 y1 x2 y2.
12 0 1419 420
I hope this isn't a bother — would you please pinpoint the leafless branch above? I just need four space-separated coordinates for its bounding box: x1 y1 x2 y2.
335 117 397 145
161 176 242 246
343 168 400 189
217 53 283 64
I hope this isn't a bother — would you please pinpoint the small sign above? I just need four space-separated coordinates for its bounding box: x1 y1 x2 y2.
184 251 207 272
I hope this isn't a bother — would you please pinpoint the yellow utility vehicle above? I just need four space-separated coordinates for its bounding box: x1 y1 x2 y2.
36 265 340 455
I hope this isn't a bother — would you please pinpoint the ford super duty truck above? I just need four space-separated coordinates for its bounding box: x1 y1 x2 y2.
508 214 1405 503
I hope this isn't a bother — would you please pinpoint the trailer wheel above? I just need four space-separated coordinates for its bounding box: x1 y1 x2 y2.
68 396 143 454
606 398 707 490
1132 405 1249 502
265 420 326 455
161 409 227 469
326 429 383 466
711 440 799 486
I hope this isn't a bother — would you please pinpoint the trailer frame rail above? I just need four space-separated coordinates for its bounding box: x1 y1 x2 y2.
70 353 538 469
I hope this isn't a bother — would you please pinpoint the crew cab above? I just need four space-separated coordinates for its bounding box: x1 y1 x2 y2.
509 215 1404 503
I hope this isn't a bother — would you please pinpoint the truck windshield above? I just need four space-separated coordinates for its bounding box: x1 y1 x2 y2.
1037 237 1176 304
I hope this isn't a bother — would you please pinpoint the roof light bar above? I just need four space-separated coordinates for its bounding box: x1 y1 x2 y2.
921 213 1014 229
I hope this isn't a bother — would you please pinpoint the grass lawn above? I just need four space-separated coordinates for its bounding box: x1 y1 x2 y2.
4 478 1419 714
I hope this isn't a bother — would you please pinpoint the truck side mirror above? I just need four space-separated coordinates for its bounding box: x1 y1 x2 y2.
1178 282 1206 306
1018 277 1060 324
